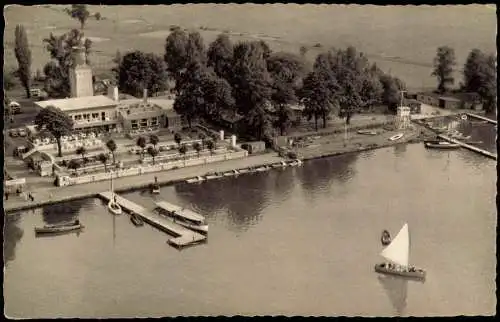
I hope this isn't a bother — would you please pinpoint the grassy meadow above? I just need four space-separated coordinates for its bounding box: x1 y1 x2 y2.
3 4 496 91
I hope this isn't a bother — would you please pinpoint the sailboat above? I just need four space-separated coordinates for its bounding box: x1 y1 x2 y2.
107 172 122 216
374 223 426 280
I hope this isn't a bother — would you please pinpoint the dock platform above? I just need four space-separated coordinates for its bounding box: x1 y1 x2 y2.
98 192 206 248
465 113 497 125
438 135 497 160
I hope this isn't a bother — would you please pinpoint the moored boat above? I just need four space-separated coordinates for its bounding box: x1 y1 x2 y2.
186 176 205 184
389 133 404 141
154 202 208 234
205 172 223 180
374 223 426 281
107 174 122 215
381 230 391 246
35 220 84 234
424 141 460 149
130 212 144 227
255 165 270 172
358 129 378 135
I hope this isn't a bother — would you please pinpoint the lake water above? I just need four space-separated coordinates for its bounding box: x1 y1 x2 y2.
4 143 496 317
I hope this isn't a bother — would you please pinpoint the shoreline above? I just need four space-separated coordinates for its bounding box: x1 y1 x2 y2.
1 126 436 214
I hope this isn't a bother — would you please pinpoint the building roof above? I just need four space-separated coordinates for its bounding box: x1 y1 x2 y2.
36 95 117 112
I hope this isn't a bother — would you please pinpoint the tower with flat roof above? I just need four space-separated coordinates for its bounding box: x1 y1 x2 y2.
69 46 94 98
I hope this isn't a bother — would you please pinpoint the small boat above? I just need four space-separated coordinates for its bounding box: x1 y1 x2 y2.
35 220 84 234
381 230 391 246
154 202 208 234
424 141 460 149
255 166 270 172
130 213 144 227
107 174 122 215
223 169 239 177
358 129 378 135
205 172 222 180
186 176 205 184
374 223 426 280
237 168 250 174
389 133 404 141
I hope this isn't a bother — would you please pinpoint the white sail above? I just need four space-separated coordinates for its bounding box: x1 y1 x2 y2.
380 223 410 267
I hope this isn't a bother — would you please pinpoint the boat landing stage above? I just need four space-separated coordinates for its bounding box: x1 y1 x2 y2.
98 191 206 248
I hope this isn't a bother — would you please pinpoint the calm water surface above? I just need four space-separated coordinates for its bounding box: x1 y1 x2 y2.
4 144 496 317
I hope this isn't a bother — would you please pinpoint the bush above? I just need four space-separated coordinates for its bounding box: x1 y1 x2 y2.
241 143 249 151
95 12 101 20
287 151 298 159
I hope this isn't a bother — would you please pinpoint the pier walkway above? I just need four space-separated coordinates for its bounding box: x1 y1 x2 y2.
98 192 206 248
438 135 497 160
465 113 497 125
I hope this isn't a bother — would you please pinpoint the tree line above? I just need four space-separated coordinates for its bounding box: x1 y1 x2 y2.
112 28 408 141
432 46 496 112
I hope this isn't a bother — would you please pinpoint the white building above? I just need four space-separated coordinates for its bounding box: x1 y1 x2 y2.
35 46 182 134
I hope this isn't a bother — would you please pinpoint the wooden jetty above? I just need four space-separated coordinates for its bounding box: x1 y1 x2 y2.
465 113 497 125
155 201 206 223
98 192 206 248
437 135 497 160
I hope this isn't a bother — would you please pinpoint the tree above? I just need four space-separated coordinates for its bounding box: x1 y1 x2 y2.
274 105 293 136
380 74 406 113
198 133 206 149
300 70 332 130
201 74 235 120
258 40 272 61
76 146 87 164
14 25 32 98
164 28 189 89
34 106 74 157
149 134 159 149
299 45 308 58
267 52 306 134
231 41 273 116
192 142 202 157
178 144 188 160
43 29 92 98
118 51 168 97
69 4 90 29
173 62 206 127
206 139 216 155
246 104 273 141
106 139 117 164
3 69 17 90
147 146 159 165
462 49 497 113
111 50 122 82
67 159 81 175
207 33 234 81
136 136 147 158
432 46 456 93
98 153 109 172
174 132 182 147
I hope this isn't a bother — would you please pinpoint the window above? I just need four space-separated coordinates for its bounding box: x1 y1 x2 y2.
151 117 158 126
75 115 82 121
92 113 99 119
131 120 138 129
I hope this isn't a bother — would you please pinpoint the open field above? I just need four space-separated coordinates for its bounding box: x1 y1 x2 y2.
4 4 496 91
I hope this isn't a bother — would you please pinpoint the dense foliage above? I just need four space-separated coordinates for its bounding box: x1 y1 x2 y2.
34 106 74 157
14 24 32 98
